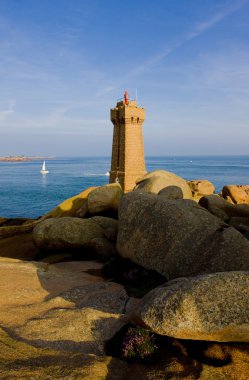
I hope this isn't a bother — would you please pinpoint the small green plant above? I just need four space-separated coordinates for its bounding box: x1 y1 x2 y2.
122 327 158 359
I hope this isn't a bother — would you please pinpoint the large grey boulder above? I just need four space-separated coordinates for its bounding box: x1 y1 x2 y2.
158 186 183 200
90 216 118 242
33 217 105 250
117 192 249 280
134 170 192 199
200 194 249 221
85 237 117 258
87 183 123 215
136 271 249 342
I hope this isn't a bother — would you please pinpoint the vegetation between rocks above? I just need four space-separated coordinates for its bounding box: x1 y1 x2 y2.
105 324 159 363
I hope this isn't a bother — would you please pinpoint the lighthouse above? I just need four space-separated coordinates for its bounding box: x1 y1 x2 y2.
109 91 146 192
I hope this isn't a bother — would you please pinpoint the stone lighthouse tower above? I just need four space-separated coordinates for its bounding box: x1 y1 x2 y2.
109 91 146 192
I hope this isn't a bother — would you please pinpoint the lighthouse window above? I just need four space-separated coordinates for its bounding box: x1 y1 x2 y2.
115 177 119 183
131 117 133 122
137 117 139 122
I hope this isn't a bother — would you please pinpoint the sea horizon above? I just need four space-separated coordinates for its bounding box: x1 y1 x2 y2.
2 154 249 158
0 155 249 219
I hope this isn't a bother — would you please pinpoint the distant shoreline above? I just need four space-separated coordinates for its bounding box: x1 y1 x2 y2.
0 156 55 162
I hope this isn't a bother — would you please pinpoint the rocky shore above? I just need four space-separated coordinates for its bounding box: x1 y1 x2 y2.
0 170 248 379
0 156 32 162
0 156 53 162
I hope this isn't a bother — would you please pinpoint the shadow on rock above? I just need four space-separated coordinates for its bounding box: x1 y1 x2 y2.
0 326 129 379
105 330 249 380
0 259 129 361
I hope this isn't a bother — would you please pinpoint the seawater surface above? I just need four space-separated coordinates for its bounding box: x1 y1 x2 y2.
0 156 248 218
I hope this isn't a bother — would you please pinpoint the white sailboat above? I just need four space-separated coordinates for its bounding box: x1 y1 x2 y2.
40 160 49 174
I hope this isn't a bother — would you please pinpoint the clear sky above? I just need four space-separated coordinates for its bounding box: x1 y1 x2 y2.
0 0 249 156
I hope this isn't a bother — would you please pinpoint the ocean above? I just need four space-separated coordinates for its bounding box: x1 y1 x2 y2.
0 156 249 219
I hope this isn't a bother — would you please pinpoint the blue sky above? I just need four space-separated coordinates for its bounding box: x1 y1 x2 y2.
0 0 249 156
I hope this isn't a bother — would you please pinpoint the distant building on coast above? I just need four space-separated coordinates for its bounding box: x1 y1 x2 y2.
109 91 146 192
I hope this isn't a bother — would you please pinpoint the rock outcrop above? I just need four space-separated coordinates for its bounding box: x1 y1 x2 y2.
0 260 128 355
1 177 249 379
0 232 40 260
222 185 249 204
88 183 123 215
199 194 249 221
0 327 129 380
188 179 215 201
0 188 95 239
32 216 119 258
134 170 192 199
117 192 249 280
0 219 40 238
228 216 249 239
0 259 248 379
0 185 119 239
42 187 95 218
85 236 117 257
90 216 119 242
136 271 249 342
33 217 105 250
158 185 183 200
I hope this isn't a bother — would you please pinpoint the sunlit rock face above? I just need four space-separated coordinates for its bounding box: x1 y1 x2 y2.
0 260 128 355
136 271 249 342
117 191 249 280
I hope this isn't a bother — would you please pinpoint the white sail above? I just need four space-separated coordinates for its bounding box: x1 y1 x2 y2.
40 160 49 174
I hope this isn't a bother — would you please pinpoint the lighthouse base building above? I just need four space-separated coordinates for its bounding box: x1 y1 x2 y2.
109 91 146 192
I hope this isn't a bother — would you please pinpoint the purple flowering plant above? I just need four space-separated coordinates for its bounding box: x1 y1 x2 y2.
122 327 158 359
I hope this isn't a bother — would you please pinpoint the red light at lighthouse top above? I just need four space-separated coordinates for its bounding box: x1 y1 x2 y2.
124 90 129 105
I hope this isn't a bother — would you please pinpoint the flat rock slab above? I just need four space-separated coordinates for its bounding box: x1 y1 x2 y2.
0 261 248 379
0 327 129 380
0 260 129 355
